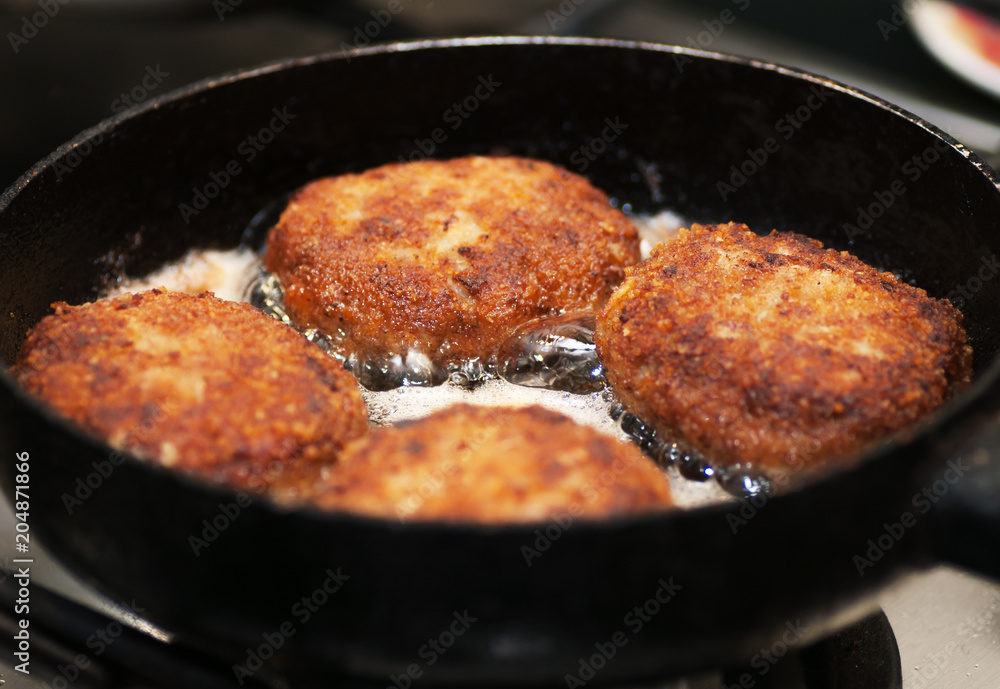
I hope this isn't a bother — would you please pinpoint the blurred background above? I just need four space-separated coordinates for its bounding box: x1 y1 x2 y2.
2 0 1000 191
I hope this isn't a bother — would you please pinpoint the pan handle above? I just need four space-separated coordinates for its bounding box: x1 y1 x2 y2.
926 414 1000 579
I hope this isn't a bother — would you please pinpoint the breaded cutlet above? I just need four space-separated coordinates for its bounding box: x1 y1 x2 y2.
277 404 673 522
264 156 640 367
12 289 368 491
595 222 972 474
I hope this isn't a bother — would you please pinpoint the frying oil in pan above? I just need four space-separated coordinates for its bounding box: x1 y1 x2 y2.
107 204 771 510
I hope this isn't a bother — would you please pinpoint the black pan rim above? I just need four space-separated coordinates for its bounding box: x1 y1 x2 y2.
5 35 997 208
1 36 998 534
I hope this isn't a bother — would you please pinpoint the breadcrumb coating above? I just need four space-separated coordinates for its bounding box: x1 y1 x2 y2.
279 404 673 522
264 156 640 365
595 222 973 474
12 289 368 491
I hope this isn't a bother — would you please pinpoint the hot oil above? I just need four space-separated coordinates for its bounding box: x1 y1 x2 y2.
103 207 770 508
633 208 686 259
496 311 604 394
107 248 260 302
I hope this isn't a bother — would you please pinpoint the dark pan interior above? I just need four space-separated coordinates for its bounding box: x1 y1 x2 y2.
2 38 1000 685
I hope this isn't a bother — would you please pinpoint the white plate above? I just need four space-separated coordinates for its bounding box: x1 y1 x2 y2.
911 0 1000 101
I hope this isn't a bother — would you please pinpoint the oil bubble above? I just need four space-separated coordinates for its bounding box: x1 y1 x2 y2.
244 271 290 325
714 464 776 499
497 312 604 394
347 349 448 391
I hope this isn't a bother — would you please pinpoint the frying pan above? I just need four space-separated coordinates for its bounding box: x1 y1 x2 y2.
1 37 1000 686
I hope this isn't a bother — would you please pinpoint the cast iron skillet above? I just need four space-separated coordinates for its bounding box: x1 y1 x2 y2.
1 37 1000 686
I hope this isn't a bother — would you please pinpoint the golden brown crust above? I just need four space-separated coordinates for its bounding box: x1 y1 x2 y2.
278 404 672 523
11 289 368 491
264 156 640 364
595 222 973 473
